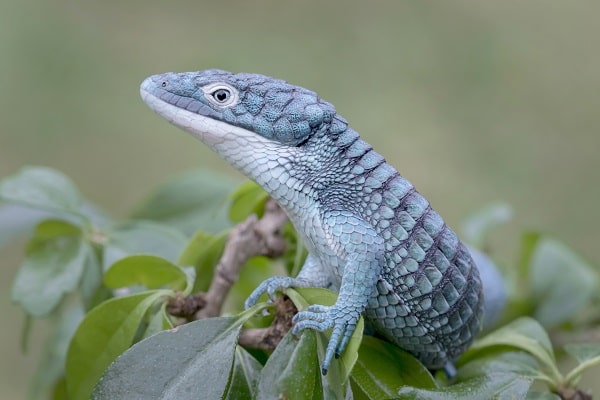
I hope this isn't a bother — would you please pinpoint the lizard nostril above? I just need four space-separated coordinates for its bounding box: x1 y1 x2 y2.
161 81 168 88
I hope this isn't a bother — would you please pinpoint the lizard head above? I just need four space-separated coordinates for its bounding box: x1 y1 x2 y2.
141 69 356 193
140 69 337 147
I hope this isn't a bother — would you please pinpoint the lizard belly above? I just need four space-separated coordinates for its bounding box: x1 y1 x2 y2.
286 203 345 290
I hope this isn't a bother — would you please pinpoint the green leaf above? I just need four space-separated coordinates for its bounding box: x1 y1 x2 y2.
526 392 561 400
228 180 268 223
78 201 113 229
28 305 84 400
529 236 598 328
11 220 90 316
178 230 228 293
52 377 68 400
286 287 338 310
517 232 542 290
79 246 106 311
103 220 187 269
398 351 537 400
502 232 542 321
459 350 541 381
564 343 600 365
256 330 324 400
224 347 263 399
0 204 56 249
66 291 167 400
0 166 83 214
92 317 241 400
141 305 173 339
350 336 436 399
29 218 82 241
181 267 197 296
20 315 32 353
462 317 561 383
104 255 188 291
398 372 532 400
564 343 600 385
229 256 276 310
461 202 513 248
130 169 235 235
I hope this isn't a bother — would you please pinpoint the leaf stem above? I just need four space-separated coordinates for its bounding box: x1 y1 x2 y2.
563 355 600 387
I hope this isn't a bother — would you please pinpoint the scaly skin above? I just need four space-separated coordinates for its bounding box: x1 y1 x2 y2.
140 70 485 374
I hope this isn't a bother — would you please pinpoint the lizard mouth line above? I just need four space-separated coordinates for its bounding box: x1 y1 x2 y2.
140 84 299 183
140 85 266 149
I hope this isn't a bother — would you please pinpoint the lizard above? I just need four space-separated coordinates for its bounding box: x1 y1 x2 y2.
140 69 502 375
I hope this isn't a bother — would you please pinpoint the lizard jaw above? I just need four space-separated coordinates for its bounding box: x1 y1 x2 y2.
140 80 300 187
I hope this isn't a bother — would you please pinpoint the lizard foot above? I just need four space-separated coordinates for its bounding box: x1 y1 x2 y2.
292 304 360 375
244 276 298 309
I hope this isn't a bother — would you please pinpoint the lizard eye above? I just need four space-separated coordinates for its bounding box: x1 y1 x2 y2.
212 88 230 103
203 83 239 107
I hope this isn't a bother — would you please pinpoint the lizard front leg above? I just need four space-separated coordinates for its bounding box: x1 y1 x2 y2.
292 210 384 374
244 254 338 309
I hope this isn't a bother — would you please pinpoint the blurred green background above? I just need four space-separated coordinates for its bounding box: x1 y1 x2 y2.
1 0 598 397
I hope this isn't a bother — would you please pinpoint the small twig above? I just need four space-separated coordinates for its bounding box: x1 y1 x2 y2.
238 297 297 352
166 293 206 320
197 198 288 318
556 385 592 400
174 198 287 320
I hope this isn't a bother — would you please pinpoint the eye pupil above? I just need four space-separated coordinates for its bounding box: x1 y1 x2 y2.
213 89 230 103
205 85 236 106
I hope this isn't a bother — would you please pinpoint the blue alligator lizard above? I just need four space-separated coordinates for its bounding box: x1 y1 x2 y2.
140 69 501 375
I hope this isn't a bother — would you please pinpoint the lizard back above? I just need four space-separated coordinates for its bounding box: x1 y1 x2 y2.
309 121 484 369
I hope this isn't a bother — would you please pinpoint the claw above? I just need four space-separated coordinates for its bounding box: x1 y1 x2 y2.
244 276 296 309
336 326 354 359
323 325 341 373
443 362 457 379
291 303 360 375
